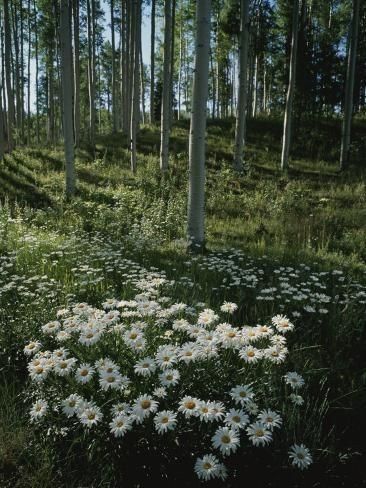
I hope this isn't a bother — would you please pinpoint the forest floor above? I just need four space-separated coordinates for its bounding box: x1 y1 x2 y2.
0 116 365 487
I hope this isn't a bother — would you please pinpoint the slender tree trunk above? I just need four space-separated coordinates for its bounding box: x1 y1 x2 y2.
0 82 4 160
150 0 155 123
280 0 300 172
252 54 258 117
60 0 75 196
87 0 96 147
140 42 145 124
33 0 39 143
130 0 140 173
110 0 117 132
233 0 250 172
187 0 211 252
160 0 173 171
178 19 183 120
340 0 360 170
169 0 176 127
27 0 31 144
73 0 80 146
4 0 15 151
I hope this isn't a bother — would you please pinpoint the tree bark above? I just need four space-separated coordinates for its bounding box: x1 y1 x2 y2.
340 0 360 170
160 0 173 171
87 0 96 147
233 0 250 172
280 0 300 172
60 0 75 197
4 0 15 151
187 0 211 252
110 0 117 132
73 0 80 146
130 0 140 173
150 0 155 123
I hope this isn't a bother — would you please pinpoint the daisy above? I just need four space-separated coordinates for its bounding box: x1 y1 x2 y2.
24 341 42 356
54 357 76 376
264 345 288 363
134 357 156 377
62 394 82 417
239 346 262 363
178 396 200 418
41 321 61 335
75 363 94 384
79 329 102 346
212 426 240 456
109 414 133 437
220 302 238 314
79 405 103 428
153 387 167 399
99 370 123 391
154 410 178 434
197 309 219 326
289 444 313 470
284 372 305 389
30 399 48 421
230 384 255 406
155 346 177 370
224 409 249 430
272 314 295 333
209 401 226 421
197 401 215 423
257 409 282 430
159 369 180 387
246 422 273 447
132 395 159 422
289 393 304 406
194 454 221 481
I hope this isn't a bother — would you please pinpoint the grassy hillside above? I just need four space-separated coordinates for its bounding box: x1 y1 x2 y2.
0 117 365 487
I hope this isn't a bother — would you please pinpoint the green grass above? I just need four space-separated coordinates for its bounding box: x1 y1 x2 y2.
0 117 365 487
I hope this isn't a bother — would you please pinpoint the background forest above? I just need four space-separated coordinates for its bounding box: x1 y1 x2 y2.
0 0 365 487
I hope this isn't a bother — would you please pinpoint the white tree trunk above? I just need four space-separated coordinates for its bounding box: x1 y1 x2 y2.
187 0 211 252
160 0 173 172
60 0 75 197
130 0 140 173
150 0 155 123
280 0 300 172
233 0 250 172
340 0 360 170
4 0 15 152
73 0 80 147
87 0 96 147
110 0 117 133
0 83 4 160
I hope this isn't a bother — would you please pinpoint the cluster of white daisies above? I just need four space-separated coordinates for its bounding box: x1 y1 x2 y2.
25 286 313 481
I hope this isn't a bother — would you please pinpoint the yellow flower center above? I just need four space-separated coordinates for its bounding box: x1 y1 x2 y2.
141 400 151 409
221 435 231 444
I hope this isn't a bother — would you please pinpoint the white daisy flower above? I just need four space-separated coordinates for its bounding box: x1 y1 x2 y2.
230 384 255 406
99 370 123 391
41 321 61 335
24 341 42 356
220 302 238 314
284 372 305 389
75 363 94 384
154 410 177 434
159 369 180 387
54 357 76 376
212 426 240 456
109 414 133 437
247 421 273 447
132 395 159 422
224 409 249 430
289 393 304 405
289 443 313 470
30 399 48 421
61 394 82 417
194 454 221 481
239 346 262 363
134 357 156 377
178 396 200 418
79 405 103 427
257 409 282 430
